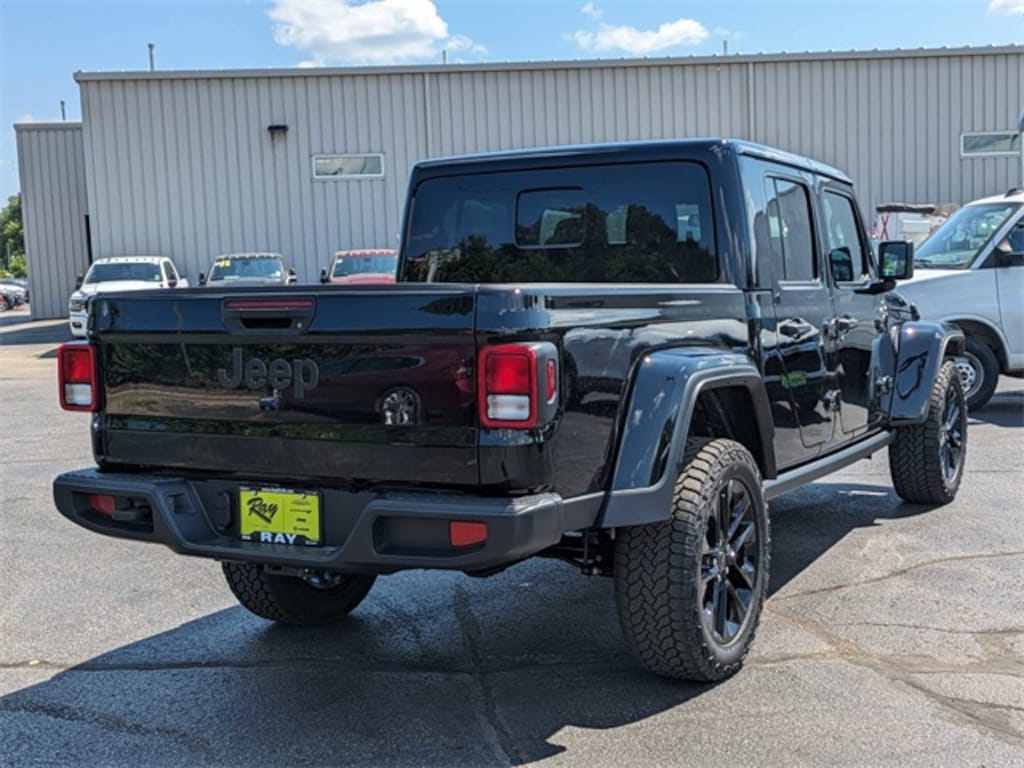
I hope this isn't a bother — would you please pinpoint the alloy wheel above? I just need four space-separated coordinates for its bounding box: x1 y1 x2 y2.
700 478 759 645
938 390 965 483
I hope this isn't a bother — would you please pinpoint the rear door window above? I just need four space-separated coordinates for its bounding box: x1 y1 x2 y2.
764 178 817 282
402 161 717 283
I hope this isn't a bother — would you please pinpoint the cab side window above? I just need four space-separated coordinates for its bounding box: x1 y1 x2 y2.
823 192 868 283
764 178 816 282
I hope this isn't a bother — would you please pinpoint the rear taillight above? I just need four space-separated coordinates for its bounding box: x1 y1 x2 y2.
478 343 558 429
480 345 537 427
58 342 98 411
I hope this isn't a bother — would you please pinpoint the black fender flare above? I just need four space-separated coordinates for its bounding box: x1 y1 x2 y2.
597 348 774 528
888 321 965 424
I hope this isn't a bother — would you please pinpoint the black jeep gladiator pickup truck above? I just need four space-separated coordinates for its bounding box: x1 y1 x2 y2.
54 139 967 681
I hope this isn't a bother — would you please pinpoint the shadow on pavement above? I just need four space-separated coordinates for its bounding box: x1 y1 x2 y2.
0 316 70 347
0 478 941 765
969 388 1024 429
768 481 932 596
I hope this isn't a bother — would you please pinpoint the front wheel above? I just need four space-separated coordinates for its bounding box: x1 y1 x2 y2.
614 438 770 681
222 562 376 626
889 359 967 504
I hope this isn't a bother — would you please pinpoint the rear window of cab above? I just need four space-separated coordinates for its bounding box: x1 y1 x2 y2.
401 161 717 283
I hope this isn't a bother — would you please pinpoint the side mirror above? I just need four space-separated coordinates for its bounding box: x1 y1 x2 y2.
287 268 298 284
878 240 914 281
198 272 206 286
75 274 84 289
828 247 854 283
320 268 329 284
166 277 178 288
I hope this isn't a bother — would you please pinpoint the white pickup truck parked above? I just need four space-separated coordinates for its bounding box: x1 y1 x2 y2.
68 256 188 338
897 190 1024 409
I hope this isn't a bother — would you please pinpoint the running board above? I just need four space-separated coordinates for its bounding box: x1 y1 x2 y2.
763 431 894 501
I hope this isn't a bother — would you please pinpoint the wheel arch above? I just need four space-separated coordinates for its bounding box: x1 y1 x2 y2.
940 316 1007 371
889 321 966 424
597 348 775 528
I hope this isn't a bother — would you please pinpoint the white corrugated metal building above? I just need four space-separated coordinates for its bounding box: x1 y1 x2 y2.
15 45 1024 319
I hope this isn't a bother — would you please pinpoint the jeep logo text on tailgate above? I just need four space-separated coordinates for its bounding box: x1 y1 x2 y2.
217 348 320 398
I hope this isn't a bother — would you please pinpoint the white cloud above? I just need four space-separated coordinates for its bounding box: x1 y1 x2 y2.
446 33 488 55
989 0 1024 13
581 2 603 19
574 17 709 55
268 0 486 65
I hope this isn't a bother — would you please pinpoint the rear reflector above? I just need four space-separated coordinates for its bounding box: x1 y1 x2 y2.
88 494 117 517
450 521 487 548
58 343 98 412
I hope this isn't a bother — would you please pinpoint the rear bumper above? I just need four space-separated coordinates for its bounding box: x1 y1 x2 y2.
53 469 591 574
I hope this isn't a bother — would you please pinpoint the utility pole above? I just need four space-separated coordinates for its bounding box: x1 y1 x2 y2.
60 100 66 121
148 43 155 71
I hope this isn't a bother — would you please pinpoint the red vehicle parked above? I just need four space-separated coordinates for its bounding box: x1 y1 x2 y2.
320 249 398 285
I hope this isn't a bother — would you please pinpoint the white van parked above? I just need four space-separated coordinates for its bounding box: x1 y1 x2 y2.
896 190 1024 409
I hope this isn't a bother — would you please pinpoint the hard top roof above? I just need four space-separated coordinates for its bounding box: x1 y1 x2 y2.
412 138 851 184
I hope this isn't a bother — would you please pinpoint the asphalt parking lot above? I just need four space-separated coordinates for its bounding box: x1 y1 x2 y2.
1 315 1022 767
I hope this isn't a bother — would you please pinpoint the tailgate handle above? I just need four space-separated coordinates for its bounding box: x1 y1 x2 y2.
222 298 316 333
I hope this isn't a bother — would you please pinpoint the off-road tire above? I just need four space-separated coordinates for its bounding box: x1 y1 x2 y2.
614 438 770 681
889 359 966 504
222 562 376 626
958 336 999 411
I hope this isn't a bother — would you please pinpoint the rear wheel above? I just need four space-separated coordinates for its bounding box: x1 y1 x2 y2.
889 359 967 504
222 562 376 626
954 336 998 411
614 438 770 681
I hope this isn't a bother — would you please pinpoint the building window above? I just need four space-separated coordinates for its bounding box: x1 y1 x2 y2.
961 132 1020 158
313 154 384 179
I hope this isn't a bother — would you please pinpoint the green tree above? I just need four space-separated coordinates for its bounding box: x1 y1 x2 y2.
1 194 27 277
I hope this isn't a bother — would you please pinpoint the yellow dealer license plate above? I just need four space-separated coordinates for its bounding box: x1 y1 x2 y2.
239 487 321 546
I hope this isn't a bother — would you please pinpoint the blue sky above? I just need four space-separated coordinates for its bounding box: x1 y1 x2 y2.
2 0 1022 200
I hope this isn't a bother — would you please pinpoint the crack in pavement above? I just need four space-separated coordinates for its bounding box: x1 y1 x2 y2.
765 604 1024 748
831 622 1024 638
453 584 522 767
773 550 1024 602
0 699 219 760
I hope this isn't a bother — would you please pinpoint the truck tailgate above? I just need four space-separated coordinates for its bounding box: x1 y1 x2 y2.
91 286 478 485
